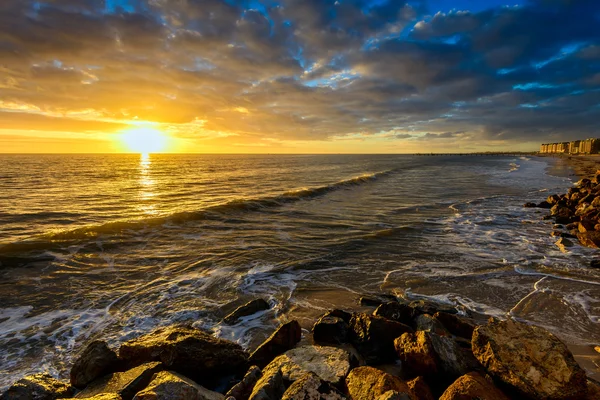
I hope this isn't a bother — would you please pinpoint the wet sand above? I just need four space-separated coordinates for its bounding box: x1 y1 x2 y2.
542 154 600 180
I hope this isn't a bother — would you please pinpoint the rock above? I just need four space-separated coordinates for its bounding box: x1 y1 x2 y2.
118 326 248 386
537 201 552 209
325 309 353 323
590 260 600 268
439 372 509 400
433 312 476 340
71 341 120 389
547 194 561 205
376 392 411 400
249 321 302 368
312 316 349 344
281 373 346 400
577 231 600 248
0 373 75 400
587 379 600 400
408 300 457 316
523 202 537 208
345 367 414 400
247 368 285 400
373 302 414 326
394 331 477 380
406 377 434 400
223 299 270 325
225 366 261 400
359 297 384 307
555 237 573 253
349 313 413 364
260 345 352 386
76 362 163 400
72 395 122 400
472 318 587 400
132 371 224 400
412 314 448 336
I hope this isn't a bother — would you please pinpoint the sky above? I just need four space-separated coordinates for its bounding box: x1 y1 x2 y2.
1 0 599 153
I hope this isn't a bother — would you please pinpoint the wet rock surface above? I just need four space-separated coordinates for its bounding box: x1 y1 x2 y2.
76 362 163 400
131 371 223 400
439 372 510 400
312 316 349 345
345 367 414 400
349 313 413 364
1 373 75 400
71 341 120 389
472 318 588 399
118 326 248 386
281 373 346 400
223 299 270 325
249 321 302 368
225 366 261 400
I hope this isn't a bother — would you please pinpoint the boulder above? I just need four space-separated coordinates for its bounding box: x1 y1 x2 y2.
587 379 600 400
76 362 163 400
373 302 414 326
259 345 352 387
406 377 434 400
345 367 414 400
590 260 600 268
523 202 537 208
118 326 248 386
312 316 349 344
71 341 120 389
577 231 600 248
223 299 270 325
281 373 346 400
71 395 122 400
225 366 261 400
412 314 448 336
408 300 457 316
537 201 552 209
439 372 509 400
349 313 413 364
394 331 477 380
359 297 384 307
249 321 302 368
472 319 587 400
432 312 476 340
376 392 411 400
247 369 285 400
132 371 223 400
547 194 561 205
0 373 75 400
322 310 352 323
555 237 573 253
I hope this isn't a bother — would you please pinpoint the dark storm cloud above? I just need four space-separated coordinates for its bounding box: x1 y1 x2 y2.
1 0 599 146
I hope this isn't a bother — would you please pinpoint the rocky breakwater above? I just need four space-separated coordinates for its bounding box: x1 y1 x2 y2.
2 296 600 400
525 171 600 259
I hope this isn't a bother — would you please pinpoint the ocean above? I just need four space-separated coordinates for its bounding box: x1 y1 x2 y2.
0 154 599 388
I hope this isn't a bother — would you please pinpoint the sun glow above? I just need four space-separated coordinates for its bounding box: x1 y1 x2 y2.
120 127 170 154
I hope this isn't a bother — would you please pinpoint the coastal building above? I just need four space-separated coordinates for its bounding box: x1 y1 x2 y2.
539 138 600 154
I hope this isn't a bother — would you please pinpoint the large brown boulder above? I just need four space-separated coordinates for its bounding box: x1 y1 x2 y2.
472 319 588 400
76 362 163 400
577 231 600 248
394 331 477 380
118 326 248 386
432 312 476 340
249 321 302 368
225 366 262 400
439 372 510 400
345 367 415 400
132 371 224 400
1 374 75 400
349 313 413 364
223 299 270 325
259 345 352 387
71 341 120 389
281 373 346 400
406 377 433 400
247 369 285 400
373 303 414 326
312 316 349 345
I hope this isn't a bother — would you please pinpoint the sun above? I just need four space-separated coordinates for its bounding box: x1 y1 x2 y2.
120 127 169 154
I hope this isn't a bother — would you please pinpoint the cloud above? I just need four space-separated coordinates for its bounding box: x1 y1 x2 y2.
0 0 599 150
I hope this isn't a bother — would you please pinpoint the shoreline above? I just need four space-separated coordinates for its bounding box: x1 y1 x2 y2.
1 297 598 399
540 153 600 180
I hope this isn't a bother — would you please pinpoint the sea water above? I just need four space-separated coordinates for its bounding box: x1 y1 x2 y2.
0 154 598 388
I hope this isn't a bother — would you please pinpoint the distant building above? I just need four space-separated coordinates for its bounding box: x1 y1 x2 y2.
540 138 600 155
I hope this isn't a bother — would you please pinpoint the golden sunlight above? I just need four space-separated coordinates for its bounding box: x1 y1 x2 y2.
120 127 169 154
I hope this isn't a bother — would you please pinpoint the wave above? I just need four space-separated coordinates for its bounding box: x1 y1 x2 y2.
0 170 393 256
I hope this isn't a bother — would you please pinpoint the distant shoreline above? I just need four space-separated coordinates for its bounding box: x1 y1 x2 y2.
539 153 600 180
